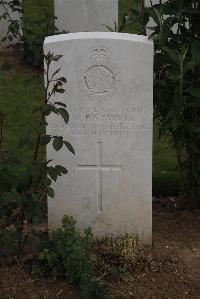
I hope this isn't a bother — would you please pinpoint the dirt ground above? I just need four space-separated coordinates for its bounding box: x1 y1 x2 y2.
0 198 200 299
110 198 200 298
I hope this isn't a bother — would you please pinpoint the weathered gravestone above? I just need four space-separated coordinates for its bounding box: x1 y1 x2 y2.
54 0 118 33
44 32 153 244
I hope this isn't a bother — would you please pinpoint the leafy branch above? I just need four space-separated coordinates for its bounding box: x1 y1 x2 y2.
0 52 74 253
0 0 23 42
118 0 200 206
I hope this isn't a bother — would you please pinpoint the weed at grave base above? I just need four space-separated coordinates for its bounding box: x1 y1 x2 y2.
92 234 143 279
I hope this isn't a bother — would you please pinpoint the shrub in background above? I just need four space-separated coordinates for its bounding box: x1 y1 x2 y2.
22 0 55 67
0 0 56 68
123 0 200 206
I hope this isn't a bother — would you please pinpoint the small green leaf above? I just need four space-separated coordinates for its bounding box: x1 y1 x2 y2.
52 54 63 61
48 167 57 181
43 177 52 187
2 36 7 42
8 35 13 41
47 187 55 198
54 101 67 108
147 7 162 28
104 24 115 32
58 77 67 83
55 165 68 174
55 87 65 93
42 104 58 116
63 141 75 154
164 48 179 65
58 108 69 124
53 136 63 151
51 68 61 78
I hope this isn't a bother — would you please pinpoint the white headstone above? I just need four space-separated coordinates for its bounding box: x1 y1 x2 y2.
44 32 153 244
54 0 118 33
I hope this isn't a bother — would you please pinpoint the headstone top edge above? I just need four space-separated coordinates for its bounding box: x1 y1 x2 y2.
44 32 153 46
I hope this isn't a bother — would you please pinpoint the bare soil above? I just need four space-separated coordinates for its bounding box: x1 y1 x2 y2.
110 198 200 298
0 198 200 299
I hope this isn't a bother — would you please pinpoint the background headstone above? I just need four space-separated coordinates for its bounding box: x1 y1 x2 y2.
54 0 118 33
44 32 153 244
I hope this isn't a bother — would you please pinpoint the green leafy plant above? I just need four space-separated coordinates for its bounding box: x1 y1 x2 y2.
0 0 56 67
0 0 23 43
0 52 74 255
123 0 200 206
32 215 110 299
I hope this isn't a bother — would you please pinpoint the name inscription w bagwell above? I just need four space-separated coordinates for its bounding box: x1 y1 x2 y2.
45 32 153 244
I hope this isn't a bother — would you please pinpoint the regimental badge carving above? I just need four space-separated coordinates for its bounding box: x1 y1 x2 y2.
78 44 120 101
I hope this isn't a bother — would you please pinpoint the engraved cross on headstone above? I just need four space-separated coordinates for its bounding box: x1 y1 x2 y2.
77 142 122 212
